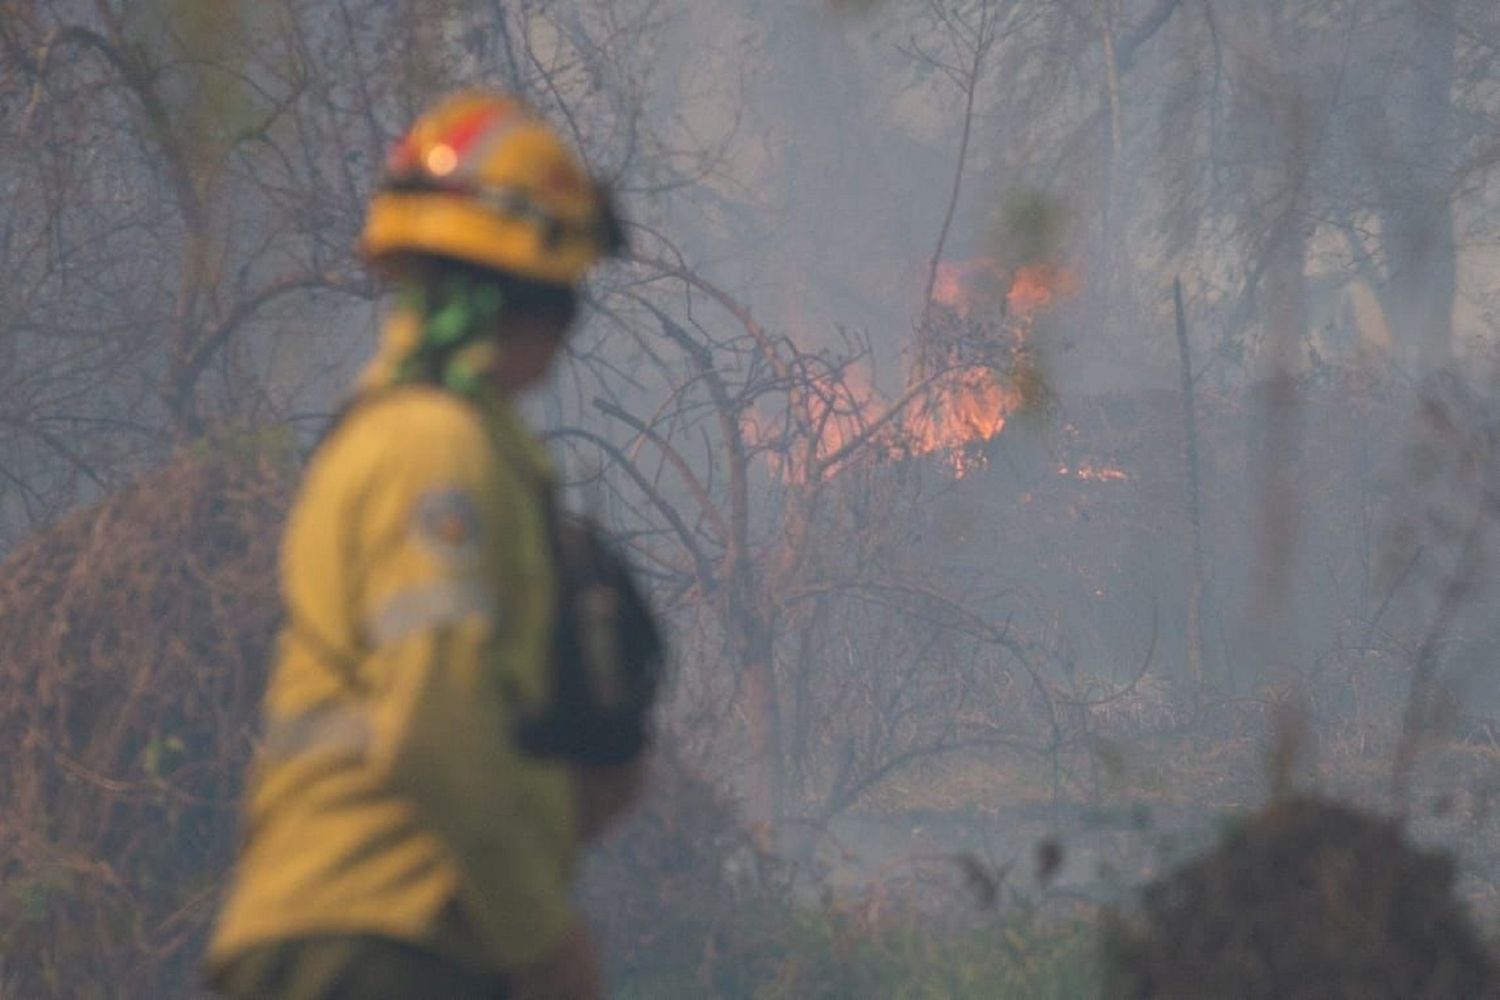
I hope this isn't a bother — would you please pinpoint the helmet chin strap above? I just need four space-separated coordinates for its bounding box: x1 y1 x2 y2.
395 271 507 399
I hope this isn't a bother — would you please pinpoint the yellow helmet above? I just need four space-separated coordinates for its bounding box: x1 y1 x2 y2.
361 91 624 287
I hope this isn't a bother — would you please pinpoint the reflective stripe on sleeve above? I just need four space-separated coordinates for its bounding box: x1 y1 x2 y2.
365 579 498 648
262 705 372 762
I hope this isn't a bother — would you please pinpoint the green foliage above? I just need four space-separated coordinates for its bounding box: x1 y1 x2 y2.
142 733 188 780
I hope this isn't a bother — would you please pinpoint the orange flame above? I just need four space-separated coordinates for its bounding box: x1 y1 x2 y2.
742 363 1020 482
931 258 1007 319
1007 264 1075 317
932 259 1076 321
804 365 878 473
748 258 1077 482
742 365 881 483
904 366 1021 478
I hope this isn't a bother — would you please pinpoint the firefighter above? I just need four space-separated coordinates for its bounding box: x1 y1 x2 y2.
205 91 651 1000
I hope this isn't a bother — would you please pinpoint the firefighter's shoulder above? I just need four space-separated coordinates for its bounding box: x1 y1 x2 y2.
324 387 493 479
297 388 500 544
346 385 489 451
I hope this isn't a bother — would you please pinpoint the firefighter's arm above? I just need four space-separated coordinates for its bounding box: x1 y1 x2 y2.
351 406 577 972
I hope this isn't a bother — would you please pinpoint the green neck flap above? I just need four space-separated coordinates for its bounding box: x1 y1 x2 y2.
394 271 507 400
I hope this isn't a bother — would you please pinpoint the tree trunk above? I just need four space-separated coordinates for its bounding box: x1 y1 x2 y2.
1174 278 1206 701
1376 0 1458 374
1255 215 1308 628
1251 66 1312 683
741 646 782 848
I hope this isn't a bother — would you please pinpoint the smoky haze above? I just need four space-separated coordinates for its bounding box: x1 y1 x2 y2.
2 0 1500 995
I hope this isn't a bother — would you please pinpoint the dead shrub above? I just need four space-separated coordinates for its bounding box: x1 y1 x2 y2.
1105 795 1497 999
0 442 291 997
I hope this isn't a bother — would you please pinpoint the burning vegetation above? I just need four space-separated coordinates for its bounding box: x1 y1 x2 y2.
903 256 1073 476
745 256 1074 483
901 364 1020 478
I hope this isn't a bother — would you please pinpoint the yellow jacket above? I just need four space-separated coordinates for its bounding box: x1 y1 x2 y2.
207 338 576 977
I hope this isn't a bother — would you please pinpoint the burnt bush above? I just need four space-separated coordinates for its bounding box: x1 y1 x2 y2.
1105 795 1497 1000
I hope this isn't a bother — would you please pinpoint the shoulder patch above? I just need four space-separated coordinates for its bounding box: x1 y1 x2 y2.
414 487 484 563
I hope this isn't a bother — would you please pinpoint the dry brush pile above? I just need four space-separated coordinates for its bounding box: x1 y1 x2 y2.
0 442 293 997
1106 795 1498 1000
